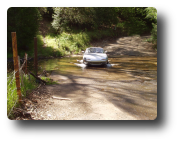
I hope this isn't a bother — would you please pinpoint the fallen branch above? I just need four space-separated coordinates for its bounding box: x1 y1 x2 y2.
52 96 71 101
27 69 46 84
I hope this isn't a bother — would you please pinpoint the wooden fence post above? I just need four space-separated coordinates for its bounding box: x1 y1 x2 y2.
11 32 22 103
34 37 37 76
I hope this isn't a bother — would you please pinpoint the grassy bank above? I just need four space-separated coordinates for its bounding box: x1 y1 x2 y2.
7 19 151 59
7 73 38 118
7 73 18 118
36 28 121 58
38 25 150 58
7 72 58 118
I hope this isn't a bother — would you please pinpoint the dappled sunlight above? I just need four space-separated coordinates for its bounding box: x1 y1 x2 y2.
100 35 156 57
7 7 157 120
36 54 157 119
38 55 157 82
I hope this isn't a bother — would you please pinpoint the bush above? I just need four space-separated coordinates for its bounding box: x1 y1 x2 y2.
51 7 118 33
151 23 157 44
145 7 157 48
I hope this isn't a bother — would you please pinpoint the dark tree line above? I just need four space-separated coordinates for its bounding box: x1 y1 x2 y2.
7 7 157 53
7 7 41 52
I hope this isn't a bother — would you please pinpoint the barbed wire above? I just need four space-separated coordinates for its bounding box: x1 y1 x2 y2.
7 54 47 118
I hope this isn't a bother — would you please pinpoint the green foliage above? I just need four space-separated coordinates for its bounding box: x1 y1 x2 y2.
151 23 157 43
116 7 146 20
51 7 118 33
7 74 18 117
42 28 118 56
145 7 157 21
144 7 157 48
41 76 58 85
7 73 38 118
20 74 38 97
44 32 89 55
7 7 157 59
116 7 151 35
7 7 41 52
92 7 118 29
38 7 48 16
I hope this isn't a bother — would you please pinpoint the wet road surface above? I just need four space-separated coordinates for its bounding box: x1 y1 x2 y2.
37 54 157 120
25 35 157 120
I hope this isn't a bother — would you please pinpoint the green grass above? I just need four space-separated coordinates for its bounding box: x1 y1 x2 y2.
41 76 58 85
37 28 119 57
7 27 123 59
43 32 90 56
20 74 38 96
39 28 118 57
7 71 58 118
7 73 18 118
7 20 152 59
7 73 38 118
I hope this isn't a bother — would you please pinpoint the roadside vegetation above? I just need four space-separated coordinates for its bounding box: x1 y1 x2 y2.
41 76 58 85
7 7 157 59
7 7 157 118
7 73 37 118
7 72 58 118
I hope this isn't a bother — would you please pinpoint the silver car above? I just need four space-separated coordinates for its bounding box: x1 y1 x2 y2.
82 47 108 66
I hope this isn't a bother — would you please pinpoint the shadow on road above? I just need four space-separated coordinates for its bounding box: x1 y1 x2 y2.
37 34 157 120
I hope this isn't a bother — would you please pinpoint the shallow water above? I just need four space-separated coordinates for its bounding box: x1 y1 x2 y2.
39 56 157 119
8 56 157 82
38 56 157 82
8 55 157 119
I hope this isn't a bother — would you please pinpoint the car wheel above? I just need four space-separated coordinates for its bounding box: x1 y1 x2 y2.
83 58 88 65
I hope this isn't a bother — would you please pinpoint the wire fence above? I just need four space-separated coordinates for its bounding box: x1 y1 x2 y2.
7 32 47 118
7 54 43 117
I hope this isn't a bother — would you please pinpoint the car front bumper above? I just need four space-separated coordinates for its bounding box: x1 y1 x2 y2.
84 60 107 66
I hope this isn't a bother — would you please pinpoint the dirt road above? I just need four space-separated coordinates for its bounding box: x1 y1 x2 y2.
24 35 157 120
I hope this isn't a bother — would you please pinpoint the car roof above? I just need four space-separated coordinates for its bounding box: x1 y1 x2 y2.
86 47 103 49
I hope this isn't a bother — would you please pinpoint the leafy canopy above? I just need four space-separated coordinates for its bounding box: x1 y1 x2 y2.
51 7 118 33
145 7 157 45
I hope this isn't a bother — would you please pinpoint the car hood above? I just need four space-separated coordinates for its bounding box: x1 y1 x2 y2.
83 53 107 60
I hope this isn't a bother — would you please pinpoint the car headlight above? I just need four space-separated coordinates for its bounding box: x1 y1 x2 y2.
102 58 107 60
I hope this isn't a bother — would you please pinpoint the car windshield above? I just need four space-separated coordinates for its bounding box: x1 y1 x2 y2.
87 48 104 53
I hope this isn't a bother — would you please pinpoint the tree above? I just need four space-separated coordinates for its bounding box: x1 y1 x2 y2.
38 7 54 21
145 7 157 46
115 7 151 35
93 7 118 29
51 7 119 33
145 7 157 21
7 7 41 52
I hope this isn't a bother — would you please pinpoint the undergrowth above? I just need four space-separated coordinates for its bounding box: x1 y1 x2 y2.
7 20 151 59
7 73 38 118
7 72 58 119
41 76 58 85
